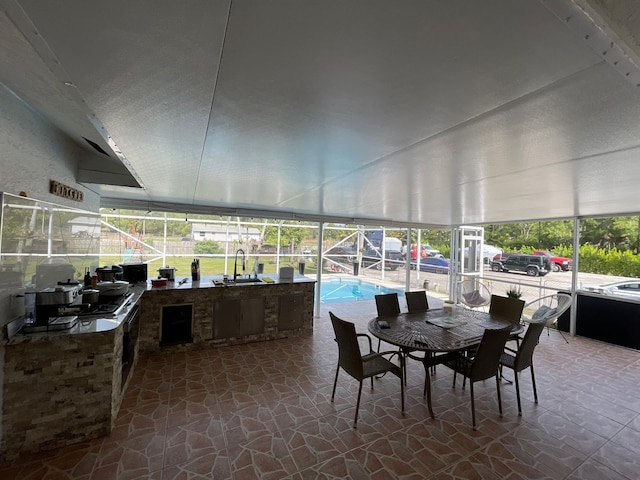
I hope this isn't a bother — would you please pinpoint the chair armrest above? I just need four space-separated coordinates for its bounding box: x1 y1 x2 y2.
378 350 400 356
356 333 373 353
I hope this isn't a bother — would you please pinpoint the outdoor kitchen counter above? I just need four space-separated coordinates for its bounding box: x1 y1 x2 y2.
138 274 316 354
1 286 145 461
558 289 640 350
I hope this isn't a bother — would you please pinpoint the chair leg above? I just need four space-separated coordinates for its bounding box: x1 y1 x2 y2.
496 374 503 417
530 365 538 404
470 382 476 430
424 367 434 418
331 365 340 402
514 370 522 416
400 357 405 414
354 381 364 428
557 329 570 344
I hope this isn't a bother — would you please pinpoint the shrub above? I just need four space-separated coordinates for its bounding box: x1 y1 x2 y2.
194 240 223 255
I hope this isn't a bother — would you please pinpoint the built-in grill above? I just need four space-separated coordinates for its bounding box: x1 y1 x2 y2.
62 292 134 318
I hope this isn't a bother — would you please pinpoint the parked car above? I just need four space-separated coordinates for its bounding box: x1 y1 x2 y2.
496 253 552 277
410 256 450 274
489 253 512 272
582 280 640 297
405 244 440 260
533 250 573 272
361 249 404 270
325 246 356 265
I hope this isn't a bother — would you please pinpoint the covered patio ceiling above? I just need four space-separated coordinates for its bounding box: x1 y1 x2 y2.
2 0 640 227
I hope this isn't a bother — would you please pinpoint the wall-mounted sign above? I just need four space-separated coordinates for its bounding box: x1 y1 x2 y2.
49 180 84 202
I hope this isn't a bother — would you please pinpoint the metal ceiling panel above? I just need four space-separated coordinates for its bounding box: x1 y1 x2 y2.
4 0 640 225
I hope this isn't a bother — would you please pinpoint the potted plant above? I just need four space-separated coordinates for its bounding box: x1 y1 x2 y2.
506 285 522 299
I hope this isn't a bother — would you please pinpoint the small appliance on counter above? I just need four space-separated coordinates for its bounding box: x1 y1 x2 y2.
120 263 148 283
23 284 82 333
158 266 176 281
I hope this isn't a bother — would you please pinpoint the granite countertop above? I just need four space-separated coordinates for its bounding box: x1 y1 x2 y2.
7 286 145 344
144 274 316 291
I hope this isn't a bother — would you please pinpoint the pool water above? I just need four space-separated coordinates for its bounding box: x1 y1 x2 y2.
319 278 404 303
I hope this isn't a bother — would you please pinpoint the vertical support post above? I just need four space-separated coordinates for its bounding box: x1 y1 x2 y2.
405 228 412 290
449 228 457 302
224 217 231 276
315 222 324 318
570 217 580 337
162 212 167 266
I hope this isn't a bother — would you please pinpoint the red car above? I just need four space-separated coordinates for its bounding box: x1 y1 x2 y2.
533 250 572 272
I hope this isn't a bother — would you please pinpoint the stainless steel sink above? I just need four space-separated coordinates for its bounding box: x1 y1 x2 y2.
226 278 265 285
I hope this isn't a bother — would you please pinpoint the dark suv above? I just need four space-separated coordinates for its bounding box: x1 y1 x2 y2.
498 254 552 277
361 249 404 270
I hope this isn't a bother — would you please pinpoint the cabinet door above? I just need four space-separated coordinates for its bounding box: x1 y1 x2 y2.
238 297 265 336
278 294 304 330
213 299 241 339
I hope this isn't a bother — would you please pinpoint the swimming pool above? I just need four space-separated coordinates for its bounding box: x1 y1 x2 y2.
319 277 404 303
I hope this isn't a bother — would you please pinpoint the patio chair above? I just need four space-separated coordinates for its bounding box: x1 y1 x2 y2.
442 326 512 429
457 279 492 310
522 293 572 343
405 290 429 313
375 293 401 317
329 312 404 427
499 320 546 415
489 294 525 346
374 293 401 351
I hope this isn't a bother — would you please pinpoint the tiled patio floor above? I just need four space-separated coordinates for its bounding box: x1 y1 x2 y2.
2 298 639 479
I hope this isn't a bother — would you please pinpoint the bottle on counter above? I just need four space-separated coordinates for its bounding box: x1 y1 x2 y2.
84 268 92 287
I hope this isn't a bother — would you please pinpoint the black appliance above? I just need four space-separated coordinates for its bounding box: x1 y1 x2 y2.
121 302 140 387
120 263 148 283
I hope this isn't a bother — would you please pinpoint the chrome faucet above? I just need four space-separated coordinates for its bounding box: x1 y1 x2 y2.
233 249 246 281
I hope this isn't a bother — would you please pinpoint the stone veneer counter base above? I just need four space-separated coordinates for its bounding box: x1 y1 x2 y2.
138 276 316 354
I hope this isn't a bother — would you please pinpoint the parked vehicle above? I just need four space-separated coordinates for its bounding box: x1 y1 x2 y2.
325 246 356 265
533 250 572 272
490 253 512 272
582 280 640 297
496 253 552 277
361 249 404 270
403 244 440 259
410 256 450 274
